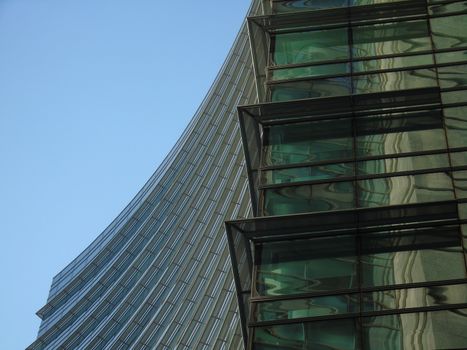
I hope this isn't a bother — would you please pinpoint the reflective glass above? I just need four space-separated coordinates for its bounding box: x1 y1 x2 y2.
453 170 467 199
436 49 467 64
357 172 454 208
273 28 349 65
263 181 355 215
256 236 357 296
271 62 350 81
363 284 467 312
254 294 358 321
262 163 354 185
353 69 437 94
429 1 467 15
270 0 406 13
355 111 446 157
432 14 467 49
438 64 467 89
360 227 464 287
362 309 467 350
270 77 352 101
263 119 353 166
445 107 467 148
442 90 467 104
451 151 467 167
352 54 433 73
357 153 449 175
352 21 431 58
254 318 358 350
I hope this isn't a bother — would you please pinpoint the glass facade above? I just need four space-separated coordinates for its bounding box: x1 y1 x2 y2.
227 0 467 349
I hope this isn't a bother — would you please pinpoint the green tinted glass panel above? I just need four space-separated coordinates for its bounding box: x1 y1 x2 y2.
363 284 467 312
263 181 355 215
256 237 357 296
445 107 467 147
353 69 437 94
353 54 433 73
352 21 430 58
442 90 467 104
271 62 350 81
429 1 467 15
361 227 464 287
263 119 353 166
451 151 467 167
357 173 454 208
357 153 449 175
262 163 354 185
273 28 349 65
436 50 467 64
271 0 349 13
254 294 358 321
362 309 467 350
438 64 467 89
432 14 467 49
270 77 352 101
355 112 446 157
454 170 467 198
254 318 358 350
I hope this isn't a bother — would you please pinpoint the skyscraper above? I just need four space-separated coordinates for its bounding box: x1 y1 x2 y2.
227 0 467 349
31 0 467 349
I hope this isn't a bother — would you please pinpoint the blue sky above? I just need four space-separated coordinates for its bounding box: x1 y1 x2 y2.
0 1 251 348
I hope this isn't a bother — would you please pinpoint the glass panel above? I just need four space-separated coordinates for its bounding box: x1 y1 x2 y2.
263 181 355 215
256 236 357 296
454 170 467 199
438 64 467 89
360 227 465 287
432 14 467 49
270 77 352 101
271 62 350 81
355 111 446 157
352 21 431 58
353 69 437 94
357 172 454 208
254 294 358 321
362 309 467 350
441 90 467 104
429 1 467 15
363 284 467 312
436 49 467 64
451 151 467 167
353 54 433 73
445 107 467 148
263 119 353 166
272 28 349 65
271 0 350 13
357 153 449 175
262 163 354 185
254 318 358 350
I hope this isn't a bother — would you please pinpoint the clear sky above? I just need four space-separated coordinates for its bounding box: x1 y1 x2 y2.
0 1 251 348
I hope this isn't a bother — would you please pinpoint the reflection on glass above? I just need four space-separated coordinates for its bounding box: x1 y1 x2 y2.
352 21 430 58
254 318 358 350
453 170 467 199
451 151 467 167
353 69 437 94
271 0 407 13
262 163 353 185
432 14 467 49
271 62 350 81
429 1 467 15
353 54 433 73
363 284 467 312
273 28 349 65
436 50 467 64
355 111 446 156
357 154 449 175
357 172 454 208
442 90 467 104
255 294 358 321
264 181 355 215
270 77 352 101
438 64 467 89
362 309 467 350
263 119 353 166
444 107 467 148
256 237 357 296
